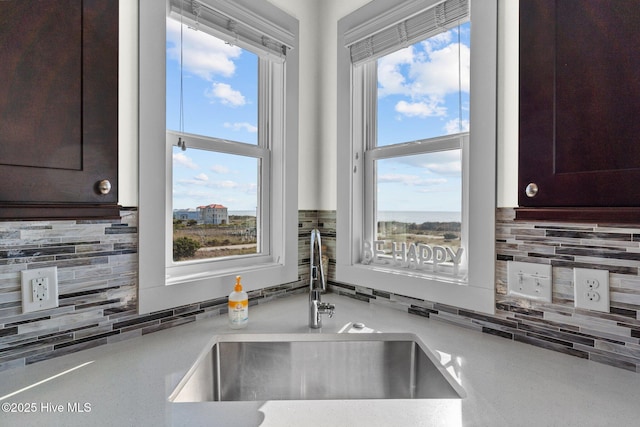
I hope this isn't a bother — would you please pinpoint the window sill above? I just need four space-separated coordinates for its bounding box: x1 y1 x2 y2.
140 261 296 314
336 263 494 314
356 262 468 285
165 260 287 287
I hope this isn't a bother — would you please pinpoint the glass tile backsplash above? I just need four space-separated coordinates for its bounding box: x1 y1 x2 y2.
1 209 639 372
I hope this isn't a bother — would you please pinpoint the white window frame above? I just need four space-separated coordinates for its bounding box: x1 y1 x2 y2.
336 0 496 314
358 59 469 278
138 0 299 314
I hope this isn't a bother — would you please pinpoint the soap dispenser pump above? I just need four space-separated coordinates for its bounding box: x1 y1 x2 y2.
228 276 248 329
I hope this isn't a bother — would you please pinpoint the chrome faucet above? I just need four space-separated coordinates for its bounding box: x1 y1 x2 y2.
309 229 335 328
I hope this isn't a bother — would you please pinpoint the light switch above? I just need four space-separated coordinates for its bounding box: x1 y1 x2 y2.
507 261 552 302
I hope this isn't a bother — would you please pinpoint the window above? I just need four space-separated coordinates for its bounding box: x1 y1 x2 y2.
368 21 469 275
336 0 497 314
139 0 299 313
167 23 261 262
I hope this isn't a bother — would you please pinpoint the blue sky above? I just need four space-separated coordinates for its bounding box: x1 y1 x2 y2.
167 18 470 214
375 25 470 214
167 18 259 211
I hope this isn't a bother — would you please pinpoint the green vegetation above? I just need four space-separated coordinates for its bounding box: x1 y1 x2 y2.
443 232 458 241
172 215 257 261
377 221 462 249
173 236 201 260
378 221 461 233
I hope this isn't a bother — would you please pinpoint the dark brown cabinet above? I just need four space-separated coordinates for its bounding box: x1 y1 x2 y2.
0 0 119 220
517 0 640 223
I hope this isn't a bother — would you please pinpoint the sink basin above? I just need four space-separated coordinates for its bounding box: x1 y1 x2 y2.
169 333 465 402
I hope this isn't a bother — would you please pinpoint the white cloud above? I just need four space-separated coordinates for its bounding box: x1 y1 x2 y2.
418 178 448 187
194 173 208 182
245 183 257 194
390 153 461 177
176 178 206 186
173 152 198 169
173 178 257 210
409 43 470 98
224 122 258 133
211 164 230 174
378 173 420 185
172 187 213 201
377 46 413 97
395 100 446 118
378 173 447 187
176 178 242 191
425 161 461 175
421 31 453 53
206 82 246 107
444 118 469 134
218 180 239 189
378 28 470 120
166 18 242 80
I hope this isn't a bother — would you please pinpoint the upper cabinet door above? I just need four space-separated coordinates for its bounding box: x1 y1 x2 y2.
518 0 640 221
0 0 118 220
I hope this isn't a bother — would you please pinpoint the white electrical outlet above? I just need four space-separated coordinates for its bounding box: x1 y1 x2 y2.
21 267 59 313
32 277 49 301
574 268 609 312
507 261 553 302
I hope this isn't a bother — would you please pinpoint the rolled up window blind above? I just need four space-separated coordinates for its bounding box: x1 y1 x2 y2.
168 0 294 60
347 0 469 65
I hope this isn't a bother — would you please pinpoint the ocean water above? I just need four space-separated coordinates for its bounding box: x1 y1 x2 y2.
230 210 461 224
229 210 257 217
377 211 461 223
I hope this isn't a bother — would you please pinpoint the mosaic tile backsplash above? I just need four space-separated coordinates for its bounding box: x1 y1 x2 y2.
1 208 640 372
330 208 640 373
0 210 308 371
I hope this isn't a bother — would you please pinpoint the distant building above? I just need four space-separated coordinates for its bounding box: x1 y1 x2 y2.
198 204 228 225
173 208 199 221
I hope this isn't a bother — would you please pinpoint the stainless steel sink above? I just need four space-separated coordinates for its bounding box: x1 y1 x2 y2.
169 333 465 402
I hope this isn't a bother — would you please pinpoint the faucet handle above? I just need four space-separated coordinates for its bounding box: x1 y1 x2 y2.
319 302 335 318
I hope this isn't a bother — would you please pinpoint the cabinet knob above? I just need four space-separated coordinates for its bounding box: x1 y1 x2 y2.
97 180 112 195
525 183 539 198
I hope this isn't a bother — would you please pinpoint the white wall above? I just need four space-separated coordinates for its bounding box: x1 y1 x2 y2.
315 0 372 210
265 0 320 209
266 0 371 210
119 0 139 207
497 0 518 208
265 0 519 210
119 0 518 210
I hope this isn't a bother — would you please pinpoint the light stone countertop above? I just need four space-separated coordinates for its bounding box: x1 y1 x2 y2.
1 293 639 427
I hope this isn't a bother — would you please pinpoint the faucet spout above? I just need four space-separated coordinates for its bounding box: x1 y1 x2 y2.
309 229 334 328
310 229 325 292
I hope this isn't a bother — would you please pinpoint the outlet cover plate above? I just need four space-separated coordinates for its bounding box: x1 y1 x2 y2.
507 261 552 302
574 268 609 312
21 267 59 314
